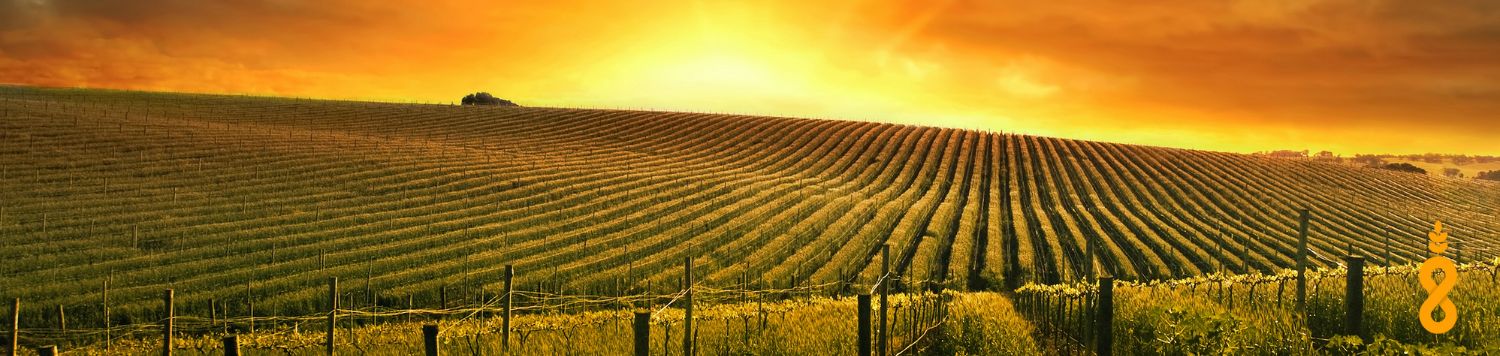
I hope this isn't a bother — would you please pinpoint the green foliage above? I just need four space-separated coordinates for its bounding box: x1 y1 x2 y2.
79 292 1022 355
1364 334 1473 355
933 293 1041 355
1381 162 1428 174
1324 335 1363 354
1113 290 1309 354
459 92 517 106
1478 170 1500 181
1017 263 1500 354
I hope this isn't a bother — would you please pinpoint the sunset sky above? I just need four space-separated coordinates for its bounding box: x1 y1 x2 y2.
2 0 1497 155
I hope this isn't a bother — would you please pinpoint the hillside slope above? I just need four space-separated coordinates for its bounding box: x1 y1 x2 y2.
2 86 1497 320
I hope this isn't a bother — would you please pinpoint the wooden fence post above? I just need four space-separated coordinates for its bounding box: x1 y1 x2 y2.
163 289 173 356
1239 234 1249 273
222 336 239 356
55 305 63 333
247 299 255 334
879 243 890 356
683 257 694 356
503 265 513 351
1005 223 1021 290
364 261 373 325
1383 232 1392 266
245 281 254 334
858 293 872 356
1456 242 1463 265
9 298 18 356
1086 234 1097 281
633 311 650 356
422 324 439 356
103 280 109 350
327 277 337 356
1096 276 1114 356
1344 256 1366 342
346 293 355 332
1296 209 1309 316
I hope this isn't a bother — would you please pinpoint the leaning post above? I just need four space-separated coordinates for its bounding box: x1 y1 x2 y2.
879 243 891 356
503 264 514 351
103 280 110 350
10 298 18 356
683 257 694 356
1296 208 1310 317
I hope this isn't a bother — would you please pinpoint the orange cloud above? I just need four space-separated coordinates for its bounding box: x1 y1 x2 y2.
1 0 1496 155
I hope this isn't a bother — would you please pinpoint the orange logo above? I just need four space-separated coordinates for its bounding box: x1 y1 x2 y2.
1418 220 1458 334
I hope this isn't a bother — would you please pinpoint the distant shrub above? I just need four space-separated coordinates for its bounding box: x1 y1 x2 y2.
1478 170 1500 181
1351 154 1385 167
1443 167 1462 178
460 92 518 106
1380 163 1427 175
1255 150 1308 159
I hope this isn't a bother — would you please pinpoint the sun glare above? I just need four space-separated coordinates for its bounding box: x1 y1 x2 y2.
665 53 778 91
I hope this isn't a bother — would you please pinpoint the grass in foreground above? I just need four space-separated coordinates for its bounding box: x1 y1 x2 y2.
61 292 1038 355
1019 259 1500 354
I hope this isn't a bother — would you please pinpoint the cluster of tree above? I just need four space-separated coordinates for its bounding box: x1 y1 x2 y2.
1301 152 1500 168
1379 153 1497 164
1350 154 1385 167
1310 150 1340 162
1478 170 1500 182
1259 151 1498 179
1252 149 1340 162
460 92 518 106
1443 167 1463 178
1253 150 1310 159
1379 162 1427 175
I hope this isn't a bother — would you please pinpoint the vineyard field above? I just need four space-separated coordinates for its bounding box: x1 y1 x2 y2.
2 86 1498 326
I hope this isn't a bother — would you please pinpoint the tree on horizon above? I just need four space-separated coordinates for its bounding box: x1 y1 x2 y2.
461 92 518 106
